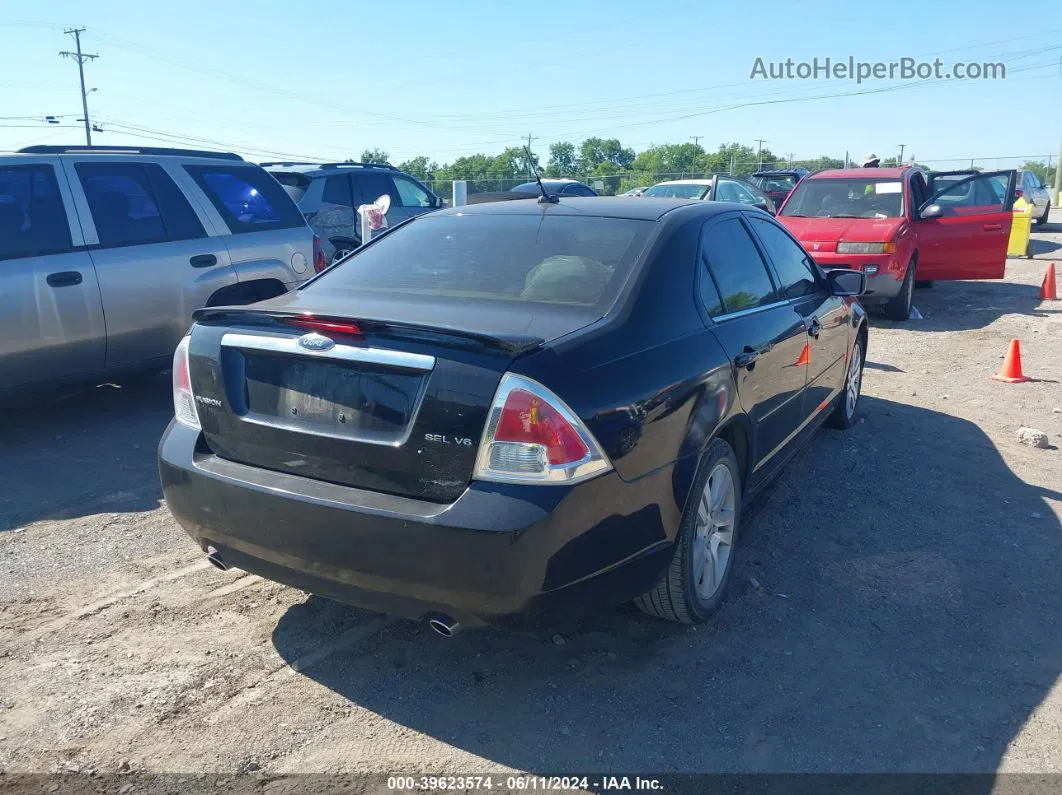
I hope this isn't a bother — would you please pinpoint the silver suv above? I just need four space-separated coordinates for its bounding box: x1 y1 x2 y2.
0 145 316 398
263 161 444 264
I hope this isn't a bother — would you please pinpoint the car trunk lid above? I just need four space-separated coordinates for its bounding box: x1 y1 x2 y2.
187 296 601 502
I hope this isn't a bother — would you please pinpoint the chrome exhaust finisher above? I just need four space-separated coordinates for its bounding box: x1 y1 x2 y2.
427 614 462 638
205 545 228 571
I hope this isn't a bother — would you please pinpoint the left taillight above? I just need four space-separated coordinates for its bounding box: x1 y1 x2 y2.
172 335 200 430
473 373 611 485
312 235 328 273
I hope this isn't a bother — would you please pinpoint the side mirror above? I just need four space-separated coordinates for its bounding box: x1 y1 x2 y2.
435 196 447 209
754 197 770 211
919 203 943 220
826 268 866 297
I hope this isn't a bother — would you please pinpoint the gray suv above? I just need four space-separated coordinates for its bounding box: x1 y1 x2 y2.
263 162 444 264
0 145 315 398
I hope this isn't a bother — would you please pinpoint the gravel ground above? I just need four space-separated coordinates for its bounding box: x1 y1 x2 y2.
1 213 1060 789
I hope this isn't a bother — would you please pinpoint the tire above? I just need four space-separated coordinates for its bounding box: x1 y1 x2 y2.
1035 202 1051 226
827 335 864 430
635 438 741 624
885 259 915 321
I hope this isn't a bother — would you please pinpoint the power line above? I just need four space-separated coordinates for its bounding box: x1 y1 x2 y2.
58 27 97 145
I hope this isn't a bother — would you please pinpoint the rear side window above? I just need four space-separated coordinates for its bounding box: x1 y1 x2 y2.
312 214 653 310
392 175 433 208
750 217 820 298
321 175 354 207
0 164 73 261
700 217 778 316
76 162 205 247
185 164 304 234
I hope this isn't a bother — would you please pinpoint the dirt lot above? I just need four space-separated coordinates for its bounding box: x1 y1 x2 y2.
1 214 1061 789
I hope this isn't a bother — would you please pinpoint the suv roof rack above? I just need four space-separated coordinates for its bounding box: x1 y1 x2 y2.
18 145 243 161
319 161 397 171
260 161 318 167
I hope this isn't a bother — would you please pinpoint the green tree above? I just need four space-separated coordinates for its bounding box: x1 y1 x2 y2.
360 148 390 165
631 143 707 181
578 137 635 173
1022 160 1057 187
546 142 578 178
396 156 437 182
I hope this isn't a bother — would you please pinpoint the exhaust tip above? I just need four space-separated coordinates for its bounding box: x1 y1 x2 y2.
205 545 228 572
428 615 461 638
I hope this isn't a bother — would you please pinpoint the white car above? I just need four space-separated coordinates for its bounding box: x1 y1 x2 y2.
642 177 775 214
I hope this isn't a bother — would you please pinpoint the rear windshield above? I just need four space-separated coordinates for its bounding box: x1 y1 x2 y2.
642 183 708 199
780 177 905 219
755 175 798 192
268 171 311 203
309 213 653 310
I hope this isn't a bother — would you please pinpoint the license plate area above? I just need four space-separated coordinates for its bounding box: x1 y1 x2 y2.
239 352 428 445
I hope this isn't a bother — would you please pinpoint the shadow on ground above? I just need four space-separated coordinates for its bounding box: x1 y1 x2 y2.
869 277 1060 332
272 396 1062 776
0 373 171 531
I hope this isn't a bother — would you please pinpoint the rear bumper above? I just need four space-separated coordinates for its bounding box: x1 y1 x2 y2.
158 421 678 629
811 252 905 301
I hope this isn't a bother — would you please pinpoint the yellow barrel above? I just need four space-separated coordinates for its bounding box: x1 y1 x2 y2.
1008 196 1032 258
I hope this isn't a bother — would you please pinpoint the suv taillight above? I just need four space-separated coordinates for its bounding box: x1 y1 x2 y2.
473 374 611 485
312 235 328 273
172 335 200 430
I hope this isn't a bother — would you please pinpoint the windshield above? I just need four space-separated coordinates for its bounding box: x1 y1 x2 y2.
780 178 905 218
311 214 653 310
642 183 708 199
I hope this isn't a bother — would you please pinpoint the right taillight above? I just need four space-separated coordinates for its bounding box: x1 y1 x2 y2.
172 335 200 430
312 235 328 273
474 373 611 485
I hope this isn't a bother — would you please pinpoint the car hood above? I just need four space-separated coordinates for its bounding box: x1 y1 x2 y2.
779 215 904 243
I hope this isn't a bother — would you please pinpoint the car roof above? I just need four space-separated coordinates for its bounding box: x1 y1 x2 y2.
435 196 711 221
753 169 805 176
262 162 400 178
653 179 714 186
809 167 910 179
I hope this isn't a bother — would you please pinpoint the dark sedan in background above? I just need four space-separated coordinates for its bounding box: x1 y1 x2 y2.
159 197 867 635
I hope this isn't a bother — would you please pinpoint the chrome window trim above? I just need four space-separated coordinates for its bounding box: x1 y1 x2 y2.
709 299 791 323
220 332 436 371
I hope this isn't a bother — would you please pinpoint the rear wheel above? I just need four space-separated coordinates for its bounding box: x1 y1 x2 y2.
885 259 915 321
827 337 864 430
1036 202 1051 226
636 438 741 624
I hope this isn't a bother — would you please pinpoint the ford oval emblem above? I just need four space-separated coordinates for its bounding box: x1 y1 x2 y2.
298 332 335 352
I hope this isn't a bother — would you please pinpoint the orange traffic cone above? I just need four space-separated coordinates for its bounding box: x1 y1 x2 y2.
793 343 810 367
992 339 1031 383
1040 263 1057 300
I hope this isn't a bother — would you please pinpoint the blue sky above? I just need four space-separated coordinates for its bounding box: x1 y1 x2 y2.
2 0 1060 172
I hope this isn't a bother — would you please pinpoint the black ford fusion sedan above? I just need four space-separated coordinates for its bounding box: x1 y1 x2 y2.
159 197 867 634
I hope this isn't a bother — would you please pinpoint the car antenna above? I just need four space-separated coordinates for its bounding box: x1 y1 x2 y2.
525 145 558 204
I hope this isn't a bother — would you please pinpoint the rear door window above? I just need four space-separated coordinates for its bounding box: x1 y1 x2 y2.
76 162 205 247
185 164 305 234
311 214 653 310
269 171 311 203
321 174 354 207
0 164 73 260
700 217 779 316
354 171 401 206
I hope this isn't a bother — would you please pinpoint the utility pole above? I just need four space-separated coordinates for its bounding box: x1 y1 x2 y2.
788 153 794 169
754 139 767 172
60 28 97 146
525 133 537 180
690 137 703 174
898 143 905 166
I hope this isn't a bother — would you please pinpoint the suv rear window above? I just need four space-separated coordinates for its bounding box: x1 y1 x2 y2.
311 214 653 310
185 164 305 234
0 164 73 260
268 171 311 203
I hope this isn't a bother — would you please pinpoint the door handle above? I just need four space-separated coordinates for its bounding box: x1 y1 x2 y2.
982 223 1003 232
735 344 768 369
807 318 822 339
190 254 218 268
46 271 83 288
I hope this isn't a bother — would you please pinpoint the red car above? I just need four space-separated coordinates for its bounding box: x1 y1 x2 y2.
777 167 1016 320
